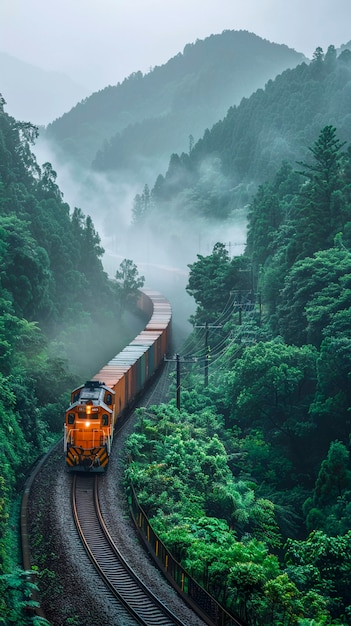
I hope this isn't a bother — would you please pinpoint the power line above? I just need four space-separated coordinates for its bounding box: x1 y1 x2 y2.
195 322 222 387
164 353 199 410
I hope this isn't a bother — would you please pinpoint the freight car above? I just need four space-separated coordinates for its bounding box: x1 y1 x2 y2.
64 289 172 472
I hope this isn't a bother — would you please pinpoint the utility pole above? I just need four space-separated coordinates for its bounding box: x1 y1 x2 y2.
164 354 198 410
195 322 222 387
236 291 243 325
176 353 180 410
232 289 256 325
164 321 222 408
257 292 262 327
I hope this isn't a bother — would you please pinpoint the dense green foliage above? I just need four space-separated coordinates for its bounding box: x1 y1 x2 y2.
115 258 145 309
125 124 351 624
0 97 145 623
186 242 252 324
146 46 351 223
45 30 304 172
3 35 351 626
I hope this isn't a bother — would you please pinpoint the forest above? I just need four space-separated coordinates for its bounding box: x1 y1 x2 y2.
2 42 351 625
0 98 143 623
144 45 351 223
126 123 351 625
44 30 304 174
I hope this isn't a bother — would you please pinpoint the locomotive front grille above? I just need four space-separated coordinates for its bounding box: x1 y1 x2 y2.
66 445 109 471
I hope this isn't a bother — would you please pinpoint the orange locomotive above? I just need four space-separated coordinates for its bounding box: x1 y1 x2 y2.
64 289 172 472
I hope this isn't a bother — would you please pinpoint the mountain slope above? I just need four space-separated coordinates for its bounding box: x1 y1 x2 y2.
149 45 351 221
44 30 306 174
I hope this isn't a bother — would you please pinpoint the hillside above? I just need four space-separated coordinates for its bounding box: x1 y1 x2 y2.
44 30 306 175
0 98 150 622
0 97 124 371
0 51 88 126
3 31 351 625
147 45 351 223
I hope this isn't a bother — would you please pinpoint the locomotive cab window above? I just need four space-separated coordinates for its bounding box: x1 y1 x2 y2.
68 413 75 424
105 393 112 405
102 414 109 426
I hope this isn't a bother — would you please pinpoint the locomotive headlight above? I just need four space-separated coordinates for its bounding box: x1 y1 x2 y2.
85 421 90 428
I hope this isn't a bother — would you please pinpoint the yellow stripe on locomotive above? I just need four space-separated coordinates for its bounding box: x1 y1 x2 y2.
64 380 116 472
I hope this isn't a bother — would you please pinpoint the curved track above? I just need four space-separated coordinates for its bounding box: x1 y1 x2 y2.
72 474 187 626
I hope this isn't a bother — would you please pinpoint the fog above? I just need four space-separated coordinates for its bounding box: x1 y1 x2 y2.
33 136 247 349
3 0 351 95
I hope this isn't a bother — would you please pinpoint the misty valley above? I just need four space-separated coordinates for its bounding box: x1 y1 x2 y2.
2 30 351 625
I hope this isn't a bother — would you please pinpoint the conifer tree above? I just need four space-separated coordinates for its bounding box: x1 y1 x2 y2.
290 126 346 261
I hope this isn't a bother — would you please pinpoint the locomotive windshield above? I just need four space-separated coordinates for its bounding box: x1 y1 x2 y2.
80 390 100 402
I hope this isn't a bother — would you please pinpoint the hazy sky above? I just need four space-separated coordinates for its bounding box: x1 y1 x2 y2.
2 0 351 92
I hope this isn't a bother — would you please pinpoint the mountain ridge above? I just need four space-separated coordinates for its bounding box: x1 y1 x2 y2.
44 30 307 174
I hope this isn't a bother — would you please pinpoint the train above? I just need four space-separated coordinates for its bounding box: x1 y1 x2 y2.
64 289 172 472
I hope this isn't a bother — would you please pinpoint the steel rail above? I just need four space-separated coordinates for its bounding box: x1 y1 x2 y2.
72 474 187 626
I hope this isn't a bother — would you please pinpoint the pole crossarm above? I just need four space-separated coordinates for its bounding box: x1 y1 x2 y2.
164 354 199 410
193 322 223 387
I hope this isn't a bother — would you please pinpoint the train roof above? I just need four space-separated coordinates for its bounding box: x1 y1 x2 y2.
91 289 171 390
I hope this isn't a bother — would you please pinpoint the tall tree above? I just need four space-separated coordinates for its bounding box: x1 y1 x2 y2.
277 245 351 346
115 258 145 309
313 441 351 506
289 126 346 261
187 243 251 325
131 184 151 224
224 340 317 481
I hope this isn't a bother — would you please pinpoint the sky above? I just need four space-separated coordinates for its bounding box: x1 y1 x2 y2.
2 0 351 93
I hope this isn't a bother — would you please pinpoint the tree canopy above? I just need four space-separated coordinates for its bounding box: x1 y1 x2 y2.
126 122 351 625
0 101 143 623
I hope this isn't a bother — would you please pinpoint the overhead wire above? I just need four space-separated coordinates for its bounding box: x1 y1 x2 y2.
180 291 241 359
181 303 258 384
159 269 258 402
173 286 259 391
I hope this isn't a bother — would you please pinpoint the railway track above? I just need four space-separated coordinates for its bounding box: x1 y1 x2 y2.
72 473 187 626
22 365 208 624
